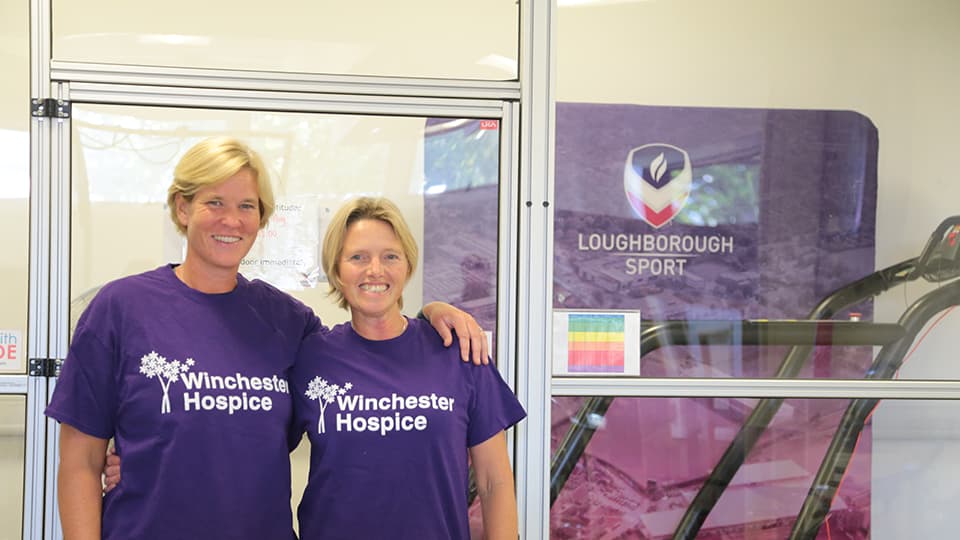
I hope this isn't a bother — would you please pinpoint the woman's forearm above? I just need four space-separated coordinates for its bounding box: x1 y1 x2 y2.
59 465 104 540
477 475 519 540
58 424 108 540
470 432 518 540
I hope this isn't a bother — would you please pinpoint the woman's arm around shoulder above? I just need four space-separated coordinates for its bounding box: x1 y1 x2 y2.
469 431 518 540
58 424 109 540
421 302 489 365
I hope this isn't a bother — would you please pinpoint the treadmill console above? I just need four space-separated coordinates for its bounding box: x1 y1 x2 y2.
915 216 960 282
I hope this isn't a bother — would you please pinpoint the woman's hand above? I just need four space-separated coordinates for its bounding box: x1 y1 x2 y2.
421 302 489 365
103 446 121 493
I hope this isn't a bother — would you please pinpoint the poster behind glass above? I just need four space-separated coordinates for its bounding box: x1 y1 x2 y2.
550 103 879 539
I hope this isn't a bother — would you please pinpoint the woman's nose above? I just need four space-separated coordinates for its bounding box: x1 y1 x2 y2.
221 208 243 227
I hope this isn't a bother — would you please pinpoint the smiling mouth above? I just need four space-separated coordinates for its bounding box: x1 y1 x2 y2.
360 284 389 293
212 235 242 244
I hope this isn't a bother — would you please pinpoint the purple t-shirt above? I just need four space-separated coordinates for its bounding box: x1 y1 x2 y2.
291 317 526 540
46 265 321 540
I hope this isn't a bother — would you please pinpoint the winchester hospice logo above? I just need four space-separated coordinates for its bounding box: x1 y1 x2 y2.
305 376 354 434
623 143 692 228
140 351 194 414
305 376 456 437
140 351 289 415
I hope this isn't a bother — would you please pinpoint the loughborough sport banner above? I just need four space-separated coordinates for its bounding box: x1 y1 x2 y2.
550 103 878 539
553 102 878 378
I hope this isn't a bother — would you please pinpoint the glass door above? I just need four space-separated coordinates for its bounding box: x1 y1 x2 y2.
64 96 515 537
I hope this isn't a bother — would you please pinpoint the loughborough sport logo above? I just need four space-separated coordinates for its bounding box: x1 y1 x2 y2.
623 143 692 229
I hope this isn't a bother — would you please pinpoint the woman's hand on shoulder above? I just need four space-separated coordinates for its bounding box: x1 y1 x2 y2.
421 302 489 365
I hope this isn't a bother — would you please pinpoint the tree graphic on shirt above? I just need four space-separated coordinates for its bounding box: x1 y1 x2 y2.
305 377 352 434
139 351 194 414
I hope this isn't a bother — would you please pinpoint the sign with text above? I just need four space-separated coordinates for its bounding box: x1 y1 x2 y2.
0 330 23 371
240 196 327 291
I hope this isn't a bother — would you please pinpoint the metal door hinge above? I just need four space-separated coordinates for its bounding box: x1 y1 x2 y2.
31 98 71 119
29 358 63 377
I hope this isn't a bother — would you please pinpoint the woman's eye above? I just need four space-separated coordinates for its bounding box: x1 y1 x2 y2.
206 200 223 207
241 203 257 211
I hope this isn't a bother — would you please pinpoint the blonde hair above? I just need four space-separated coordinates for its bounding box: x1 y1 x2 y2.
322 197 419 310
167 136 274 234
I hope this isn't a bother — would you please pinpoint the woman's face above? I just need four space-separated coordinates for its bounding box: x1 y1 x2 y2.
176 168 261 275
338 218 410 319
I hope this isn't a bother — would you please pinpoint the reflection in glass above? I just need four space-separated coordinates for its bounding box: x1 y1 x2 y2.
550 397 960 539
0 396 26 539
71 105 501 336
422 118 501 334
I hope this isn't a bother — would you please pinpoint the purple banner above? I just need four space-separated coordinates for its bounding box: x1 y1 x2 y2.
550 103 879 539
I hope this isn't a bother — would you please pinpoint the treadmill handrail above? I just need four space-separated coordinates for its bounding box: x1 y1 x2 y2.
669 257 918 539
789 277 960 540
639 319 905 357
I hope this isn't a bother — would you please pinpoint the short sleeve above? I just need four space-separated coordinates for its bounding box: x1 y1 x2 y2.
44 297 119 440
300 302 324 340
466 362 527 448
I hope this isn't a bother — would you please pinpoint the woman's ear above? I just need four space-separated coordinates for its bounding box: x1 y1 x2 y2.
175 193 190 228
